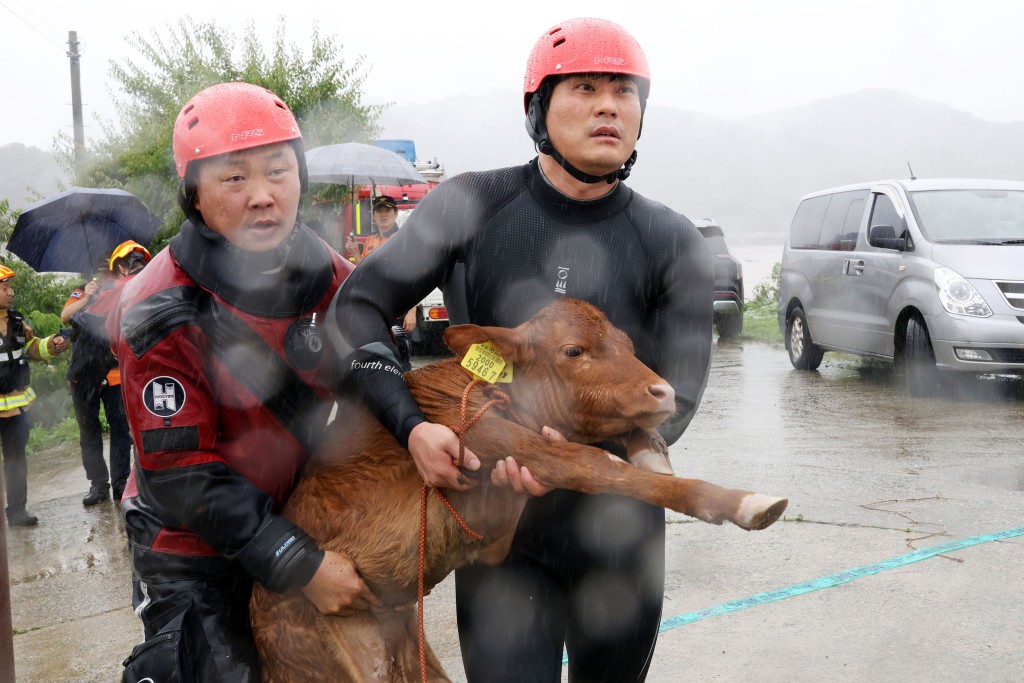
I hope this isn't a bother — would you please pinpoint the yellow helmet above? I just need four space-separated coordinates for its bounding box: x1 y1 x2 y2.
109 241 152 273
0 264 14 283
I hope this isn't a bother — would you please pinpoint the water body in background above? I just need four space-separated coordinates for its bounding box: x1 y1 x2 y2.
729 238 784 299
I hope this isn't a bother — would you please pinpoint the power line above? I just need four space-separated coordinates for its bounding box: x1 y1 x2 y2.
0 1 64 51
7 0 61 35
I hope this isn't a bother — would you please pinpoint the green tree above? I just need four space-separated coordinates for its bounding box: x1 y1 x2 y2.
750 262 782 308
58 17 384 253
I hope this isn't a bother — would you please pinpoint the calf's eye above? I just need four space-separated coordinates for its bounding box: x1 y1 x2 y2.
563 346 584 358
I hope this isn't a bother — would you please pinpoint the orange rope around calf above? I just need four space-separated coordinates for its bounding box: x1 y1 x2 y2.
418 485 484 683
418 380 516 682
449 380 525 469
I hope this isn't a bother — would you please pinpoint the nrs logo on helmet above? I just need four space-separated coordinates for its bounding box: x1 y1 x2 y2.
230 129 266 142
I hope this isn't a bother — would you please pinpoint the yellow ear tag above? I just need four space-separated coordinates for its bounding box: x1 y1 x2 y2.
495 362 514 383
461 342 513 384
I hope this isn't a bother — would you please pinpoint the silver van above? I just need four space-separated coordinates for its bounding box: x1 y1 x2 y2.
778 178 1024 393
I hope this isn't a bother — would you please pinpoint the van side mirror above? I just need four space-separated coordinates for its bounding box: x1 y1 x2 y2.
869 224 907 251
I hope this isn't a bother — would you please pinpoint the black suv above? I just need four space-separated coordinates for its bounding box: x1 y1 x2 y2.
693 219 744 338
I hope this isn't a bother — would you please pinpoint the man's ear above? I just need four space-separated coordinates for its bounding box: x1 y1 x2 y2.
444 324 521 360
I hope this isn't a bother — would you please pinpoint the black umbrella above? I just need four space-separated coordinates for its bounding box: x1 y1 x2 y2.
8 187 162 273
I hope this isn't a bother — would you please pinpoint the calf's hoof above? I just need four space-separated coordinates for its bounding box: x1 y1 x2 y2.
734 494 788 531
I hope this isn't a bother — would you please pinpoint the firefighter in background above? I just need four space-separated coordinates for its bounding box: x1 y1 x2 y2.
359 194 401 261
341 194 401 265
0 265 69 526
60 256 109 326
110 82 375 681
108 241 151 279
65 240 151 507
344 195 415 369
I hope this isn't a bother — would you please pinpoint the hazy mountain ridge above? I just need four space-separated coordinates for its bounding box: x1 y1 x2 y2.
381 88 1024 243
6 89 1023 244
0 144 67 211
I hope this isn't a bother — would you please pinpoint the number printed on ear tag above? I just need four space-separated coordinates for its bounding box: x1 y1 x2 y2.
461 342 512 383
495 362 513 383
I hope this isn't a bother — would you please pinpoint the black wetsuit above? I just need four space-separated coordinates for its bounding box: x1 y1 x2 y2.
329 158 713 682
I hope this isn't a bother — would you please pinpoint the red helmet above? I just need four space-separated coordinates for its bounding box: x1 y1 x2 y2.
172 82 302 179
523 17 650 113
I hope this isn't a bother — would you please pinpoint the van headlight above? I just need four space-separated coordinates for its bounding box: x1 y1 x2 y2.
934 267 992 317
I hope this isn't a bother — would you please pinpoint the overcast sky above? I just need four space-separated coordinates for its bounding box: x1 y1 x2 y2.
1 0 1022 150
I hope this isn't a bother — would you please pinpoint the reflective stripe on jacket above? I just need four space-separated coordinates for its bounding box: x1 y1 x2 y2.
0 386 36 416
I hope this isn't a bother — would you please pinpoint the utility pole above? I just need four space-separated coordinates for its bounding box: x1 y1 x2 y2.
68 30 85 175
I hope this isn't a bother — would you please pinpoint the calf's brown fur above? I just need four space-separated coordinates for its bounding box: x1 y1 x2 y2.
252 298 787 682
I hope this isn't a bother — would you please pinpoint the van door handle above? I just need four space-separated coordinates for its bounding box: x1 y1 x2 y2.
844 259 865 276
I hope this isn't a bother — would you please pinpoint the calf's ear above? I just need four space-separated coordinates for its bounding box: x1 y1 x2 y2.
444 324 521 360
444 324 489 357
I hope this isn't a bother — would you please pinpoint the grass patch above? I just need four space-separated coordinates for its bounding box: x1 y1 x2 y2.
735 261 784 345
739 302 783 344
27 416 79 453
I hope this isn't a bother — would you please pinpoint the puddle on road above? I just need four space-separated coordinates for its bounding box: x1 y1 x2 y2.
694 340 1024 493
7 498 129 585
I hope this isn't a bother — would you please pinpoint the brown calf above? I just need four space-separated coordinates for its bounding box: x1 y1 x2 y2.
251 298 787 682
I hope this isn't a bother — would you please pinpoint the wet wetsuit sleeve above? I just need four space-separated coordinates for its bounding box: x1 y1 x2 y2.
640 222 715 446
327 178 478 447
116 289 322 592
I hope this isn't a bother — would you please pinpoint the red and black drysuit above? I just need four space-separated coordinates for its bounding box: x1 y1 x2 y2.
110 220 352 682
329 158 714 682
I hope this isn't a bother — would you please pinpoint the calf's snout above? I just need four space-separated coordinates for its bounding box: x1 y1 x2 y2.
647 382 675 413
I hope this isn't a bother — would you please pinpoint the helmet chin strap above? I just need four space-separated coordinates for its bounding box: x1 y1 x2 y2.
539 140 637 184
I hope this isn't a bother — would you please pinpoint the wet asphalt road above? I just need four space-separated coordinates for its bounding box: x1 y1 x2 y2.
8 338 1024 681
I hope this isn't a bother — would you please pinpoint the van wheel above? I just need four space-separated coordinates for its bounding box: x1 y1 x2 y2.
715 311 743 339
787 307 824 370
900 315 941 396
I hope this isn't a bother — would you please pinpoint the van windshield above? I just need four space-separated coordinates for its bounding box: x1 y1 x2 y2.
908 189 1024 244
